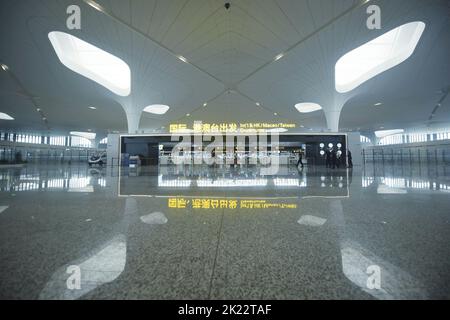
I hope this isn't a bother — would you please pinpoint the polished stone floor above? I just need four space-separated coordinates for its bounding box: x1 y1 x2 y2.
0 162 449 299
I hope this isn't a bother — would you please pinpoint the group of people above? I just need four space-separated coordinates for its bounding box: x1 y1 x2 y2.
324 149 353 169
296 148 353 169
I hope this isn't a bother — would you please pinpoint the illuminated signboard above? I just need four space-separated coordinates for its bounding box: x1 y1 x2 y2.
168 198 298 209
169 122 296 133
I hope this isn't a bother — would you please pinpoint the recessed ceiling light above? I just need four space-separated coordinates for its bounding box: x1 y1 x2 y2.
295 102 322 113
274 53 284 61
36 108 41 112
374 103 383 106
186 113 190 117
89 106 97 110
1 64 8 71
203 103 207 107
335 21 426 93
256 102 261 106
48 31 131 96
274 112 278 116
143 104 170 115
85 0 104 12
0 112 14 120
178 55 188 63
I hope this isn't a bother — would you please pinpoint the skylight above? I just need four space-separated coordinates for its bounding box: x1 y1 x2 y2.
143 104 170 115
0 112 14 120
375 129 404 138
335 21 426 93
295 103 322 113
48 31 131 96
70 131 96 140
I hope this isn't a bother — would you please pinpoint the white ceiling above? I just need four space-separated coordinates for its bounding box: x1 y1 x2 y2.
1 0 449 136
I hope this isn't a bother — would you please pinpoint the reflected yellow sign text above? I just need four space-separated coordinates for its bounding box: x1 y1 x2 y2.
168 198 297 210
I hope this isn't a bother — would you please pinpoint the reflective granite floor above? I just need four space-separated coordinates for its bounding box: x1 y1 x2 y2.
0 162 449 300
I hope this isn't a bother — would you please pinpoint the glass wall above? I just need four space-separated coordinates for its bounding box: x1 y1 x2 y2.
0 132 98 164
376 130 450 146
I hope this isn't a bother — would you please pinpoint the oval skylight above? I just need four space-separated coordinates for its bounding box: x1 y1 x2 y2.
335 21 426 93
295 103 322 113
143 104 170 115
375 129 404 138
0 112 14 120
48 31 131 96
70 131 96 140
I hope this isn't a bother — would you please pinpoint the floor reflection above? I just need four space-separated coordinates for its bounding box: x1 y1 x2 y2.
0 163 449 299
119 165 350 198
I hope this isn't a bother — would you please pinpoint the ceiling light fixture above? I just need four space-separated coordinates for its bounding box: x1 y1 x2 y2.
203 103 207 107
374 103 383 106
48 31 131 96
274 53 284 61
178 55 188 63
71 131 96 140
335 21 426 93
1 64 8 71
84 0 104 12
375 129 404 138
256 102 261 106
186 113 190 117
143 104 170 115
89 106 97 110
295 102 322 113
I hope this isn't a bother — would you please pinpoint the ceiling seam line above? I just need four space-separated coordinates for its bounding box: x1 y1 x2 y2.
234 0 372 86
82 0 226 86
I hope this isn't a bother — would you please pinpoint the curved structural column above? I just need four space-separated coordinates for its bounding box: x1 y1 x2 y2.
325 110 342 132
125 111 142 134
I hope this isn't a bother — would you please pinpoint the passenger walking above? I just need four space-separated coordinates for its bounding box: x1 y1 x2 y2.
297 148 304 169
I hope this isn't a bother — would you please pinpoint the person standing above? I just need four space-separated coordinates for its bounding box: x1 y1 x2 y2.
297 148 304 169
331 149 337 169
325 149 331 168
347 150 353 168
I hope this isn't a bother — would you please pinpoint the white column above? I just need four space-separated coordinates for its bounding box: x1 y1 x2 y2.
325 110 341 132
126 111 141 134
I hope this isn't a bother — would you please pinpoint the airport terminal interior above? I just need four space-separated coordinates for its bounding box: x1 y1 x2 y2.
1 0 450 300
